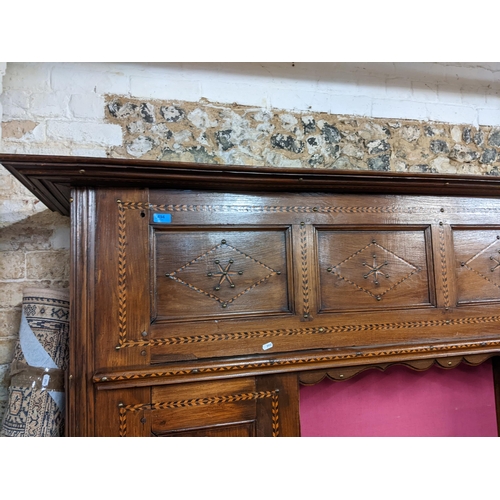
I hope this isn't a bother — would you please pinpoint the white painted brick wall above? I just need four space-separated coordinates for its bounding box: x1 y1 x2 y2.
130 76 202 101
69 94 105 120
46 121 122 146
2 62 500 155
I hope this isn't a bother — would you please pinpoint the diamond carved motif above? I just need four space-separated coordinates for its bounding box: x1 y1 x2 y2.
463 236 500 288
327 240 420 300
165 240 280 308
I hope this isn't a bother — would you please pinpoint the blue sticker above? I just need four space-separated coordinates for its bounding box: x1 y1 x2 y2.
153 213 172 224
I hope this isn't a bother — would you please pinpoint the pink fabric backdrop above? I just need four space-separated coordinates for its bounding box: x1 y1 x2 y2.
299 361 497 437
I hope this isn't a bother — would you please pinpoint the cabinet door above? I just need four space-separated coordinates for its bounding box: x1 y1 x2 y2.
149 374 300 437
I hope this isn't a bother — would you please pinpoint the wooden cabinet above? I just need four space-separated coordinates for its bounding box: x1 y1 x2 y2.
3 154 500 436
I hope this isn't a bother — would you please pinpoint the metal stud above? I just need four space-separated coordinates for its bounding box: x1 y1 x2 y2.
327 267 332 272
102 377 108 381
215 286 220 291
313 207 319 212
376 295 381 301
140 350 147 356
300 222 305 226
207 272 213 277
229 259 234 264
141 331 148 337
230 284 235 288
303 314 309 318
276 271 281 275
238 271 243 275
222 303 227 308
318 327 325 333
221 239 227 244
215 260 220 264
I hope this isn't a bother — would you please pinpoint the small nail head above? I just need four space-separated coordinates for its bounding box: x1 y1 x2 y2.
101 376 108 381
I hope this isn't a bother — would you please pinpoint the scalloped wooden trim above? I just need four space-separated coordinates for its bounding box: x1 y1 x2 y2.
298 352 496 385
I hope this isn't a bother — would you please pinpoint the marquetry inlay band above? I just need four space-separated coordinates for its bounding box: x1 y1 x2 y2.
150 204 500 215
118 390 280 437
115 314 500 349
299 225 310 317
438 223 451 308
99 336 500 385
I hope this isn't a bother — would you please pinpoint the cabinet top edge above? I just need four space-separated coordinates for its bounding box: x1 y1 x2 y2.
2 153 500 216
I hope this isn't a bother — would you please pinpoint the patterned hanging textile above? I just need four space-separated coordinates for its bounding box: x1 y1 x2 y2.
1 288 69 437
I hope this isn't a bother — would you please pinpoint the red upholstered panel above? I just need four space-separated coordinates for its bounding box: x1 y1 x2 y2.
299 361 497 437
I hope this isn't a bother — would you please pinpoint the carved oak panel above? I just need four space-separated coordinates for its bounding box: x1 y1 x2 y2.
317 227 434 312
154 228 291 320
453 228 500 305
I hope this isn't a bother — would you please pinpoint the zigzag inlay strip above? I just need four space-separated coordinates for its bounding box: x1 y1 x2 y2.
154 204 427 214
300 225 310 316
116 314 500 349
102 333 500 385
118 391 279 437
439 224 450 308
117 202 127 345
271 393 279 437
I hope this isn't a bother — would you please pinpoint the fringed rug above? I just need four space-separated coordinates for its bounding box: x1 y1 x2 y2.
1 288 69 437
